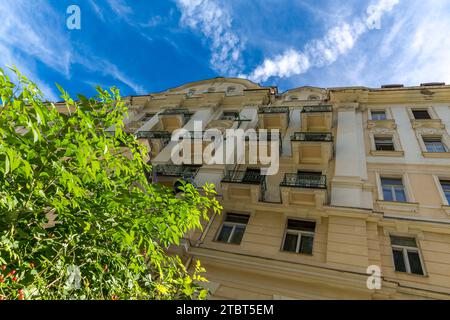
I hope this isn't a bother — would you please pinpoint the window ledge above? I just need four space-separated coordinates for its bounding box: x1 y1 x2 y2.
370 150 404 157
422 152 450 158
393 271 428 278
376 200 420 213
411 119 445 129
367 119 397 129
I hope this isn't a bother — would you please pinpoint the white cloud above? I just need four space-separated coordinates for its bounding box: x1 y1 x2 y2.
175 0 244 76
244 0 399 83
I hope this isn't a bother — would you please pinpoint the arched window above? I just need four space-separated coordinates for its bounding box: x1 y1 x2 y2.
186 88 196 96
308 95 320 101
227 86 236 93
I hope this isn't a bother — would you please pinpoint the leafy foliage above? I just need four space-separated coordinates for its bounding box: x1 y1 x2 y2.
0 67 221 300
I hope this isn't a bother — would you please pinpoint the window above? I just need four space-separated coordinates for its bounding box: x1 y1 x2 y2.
207 87 216 93
440 180 450 204
221 111 239 121
216 213 249 244
412 109 431 120
390 236 424 275
226 86 236 94
381 178 406 202
308 95 319 101
282 220 316 255
423 137 447 153
371 110 387 121
288 95 298 101
374 136 395 151
140 113 156 122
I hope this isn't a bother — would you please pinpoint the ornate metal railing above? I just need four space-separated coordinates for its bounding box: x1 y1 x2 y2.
302 105 332 113
291 132 332 142
154 164 199 178
159 108 192 116
135 131 172 139
258 106 290 114
221 170 264 185
280 173 327 189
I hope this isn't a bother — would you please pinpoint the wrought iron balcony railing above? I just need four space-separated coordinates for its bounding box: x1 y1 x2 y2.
301 105 332 113
280 173 327 189
258 106 290 114
291 132 333 142
135 131 172 140
159 108 192 116
154 164 200 178
221 170 265 185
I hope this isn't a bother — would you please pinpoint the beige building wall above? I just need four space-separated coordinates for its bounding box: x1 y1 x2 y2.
105 78 450 300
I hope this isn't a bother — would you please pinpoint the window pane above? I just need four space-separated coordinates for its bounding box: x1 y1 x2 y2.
394 187 407 202
407 251 424 275
283 233 298 253
390 236 417 247
287 219 316 232
226 213 250 224
375 137 395 151
412 110 431 119
393 249 407 272
381 178 403 186
217 225 233 243
372 111 387 121
383 186 394 201
442 181 450 203
229 225 246 244
299 235 314 255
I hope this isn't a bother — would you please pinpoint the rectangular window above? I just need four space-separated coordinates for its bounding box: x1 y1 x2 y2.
390 236 424 275
371 110 387 121
216 213 249 245
374 136 395 151
243 168 262 184
221 111 239 121
282 220 316 255
381 178 406 202
423 137 447 153
412 109 431 120
440 180 450 204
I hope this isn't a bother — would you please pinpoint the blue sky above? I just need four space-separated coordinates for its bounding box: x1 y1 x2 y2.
1 0 450 100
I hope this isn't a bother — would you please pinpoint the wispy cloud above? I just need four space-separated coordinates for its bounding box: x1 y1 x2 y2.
244 0 399 83
175 0 244 76
0 0 146 99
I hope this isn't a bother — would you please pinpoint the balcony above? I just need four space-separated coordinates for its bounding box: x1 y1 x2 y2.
135 131 172 159
291 132 332 142
159 108 193 132
280 173 328 207
155 164 199 178
301 105 333 132
301 105 332 113
221 169 266 203
153 164 200 189
258 106 290 134
291 132 333 167
280 173 327 189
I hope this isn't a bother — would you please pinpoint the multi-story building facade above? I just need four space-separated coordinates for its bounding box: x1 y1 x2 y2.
111 78 450 299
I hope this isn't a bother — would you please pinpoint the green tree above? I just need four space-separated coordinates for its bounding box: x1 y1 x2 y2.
0 67 221 300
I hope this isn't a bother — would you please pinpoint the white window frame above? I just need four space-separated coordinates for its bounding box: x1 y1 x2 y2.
373 135 396 151
422 136 448 153
282 221 315 255
407 106 439 121
216 216 248 244
368 107 393 120
390 236 426 275
433 175 450 206
376 172 415 203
